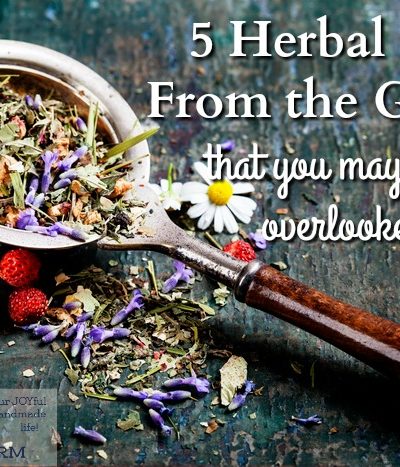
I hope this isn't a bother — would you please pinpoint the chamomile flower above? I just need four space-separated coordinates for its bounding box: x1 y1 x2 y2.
181 162 256 233
150 163 183 210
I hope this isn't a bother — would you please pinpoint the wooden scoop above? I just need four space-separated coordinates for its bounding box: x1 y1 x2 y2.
98 184 400 379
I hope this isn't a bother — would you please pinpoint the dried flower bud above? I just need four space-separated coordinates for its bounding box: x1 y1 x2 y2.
113 387 149 400
111 289 144 326
73 426 106 444
149 390 192 402
291 415 322 426
148 409 172 437
163 375 210 396
143 399 174 416
75 117 87 132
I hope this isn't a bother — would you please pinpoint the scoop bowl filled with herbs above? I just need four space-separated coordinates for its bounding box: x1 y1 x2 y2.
0 40 154 250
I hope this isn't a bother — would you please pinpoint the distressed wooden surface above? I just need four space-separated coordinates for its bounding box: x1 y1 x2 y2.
0 0 400 465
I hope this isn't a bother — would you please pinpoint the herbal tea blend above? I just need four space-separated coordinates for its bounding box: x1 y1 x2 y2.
0 78 156 240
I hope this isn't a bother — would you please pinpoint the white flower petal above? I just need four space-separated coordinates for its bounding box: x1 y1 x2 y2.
213 206 224 233
187 201 210 219
227 201 251 224
197 204 216 230
220 205 239 233
181 182 208 202
160 179 169 192
233 182 255 194
194 162 212 185
171 182 183 194
190 193 209 204
230 195 257 212
149 183 162 195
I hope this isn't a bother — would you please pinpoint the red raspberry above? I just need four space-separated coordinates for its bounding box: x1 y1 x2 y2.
0 248 41 287
8 287 48 325
223 240 256 262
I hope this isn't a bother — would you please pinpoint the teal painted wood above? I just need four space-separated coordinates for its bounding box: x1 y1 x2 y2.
0 0 399 465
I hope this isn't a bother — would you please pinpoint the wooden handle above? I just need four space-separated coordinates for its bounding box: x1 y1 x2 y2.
244 265 400 377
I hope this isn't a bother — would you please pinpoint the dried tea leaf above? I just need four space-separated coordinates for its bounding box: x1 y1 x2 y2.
213 284 230 306
55 272 70 286
205 420 219 434
197 302 215 316
65 368 79 385
68 392 79 402
116 410 144 431
74 286 100 312
219 356 247 406
97 450 108 460
22 369 35 378
270 261 287 271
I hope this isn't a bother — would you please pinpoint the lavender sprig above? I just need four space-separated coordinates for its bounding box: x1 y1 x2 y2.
111 289 144 326
227 380 256 411
148 409 172 437
73 426 106 444
291 415 323 426
162 260 193 293
63 301 82 312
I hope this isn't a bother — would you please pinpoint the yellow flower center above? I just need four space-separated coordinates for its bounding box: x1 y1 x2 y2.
207 180 233 205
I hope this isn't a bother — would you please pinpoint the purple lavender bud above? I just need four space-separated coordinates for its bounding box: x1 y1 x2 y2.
59 169 77 180
71 322 86 357
76 117 88 132
33 324 59 337
77 312 93 322
149 390 192 402
42 328 61 344
73 146 88 159
33 94 42 110
58 155 78 172
162 260 193 293
81 342 91 368
41 151 58 193
143 399 174 416
163 376 210 396
73 426 106 444
16 208 39 230
49 222 87 241
25 177 39 204
162 275 179 294
113 387 149 400
20 323 39 331
25 225 58 237
111 289 144 326
112 328 131 339
227 393 247 411
63 301 82 312
25 95 34 107
89 326 113 343
32 193 45 208
227 380 255 411
54 178 72 190
220 140 235 153
248 231 268 250
291 415 322 426
148 409 172 437
65 323 78 339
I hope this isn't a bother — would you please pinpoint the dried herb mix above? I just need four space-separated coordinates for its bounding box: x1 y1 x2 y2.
0 76 156 241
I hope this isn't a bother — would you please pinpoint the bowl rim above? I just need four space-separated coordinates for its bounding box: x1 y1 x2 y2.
0 40 151 250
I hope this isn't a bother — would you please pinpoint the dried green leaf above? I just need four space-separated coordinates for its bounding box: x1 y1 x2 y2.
116 410 144 431
220 355 247 406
